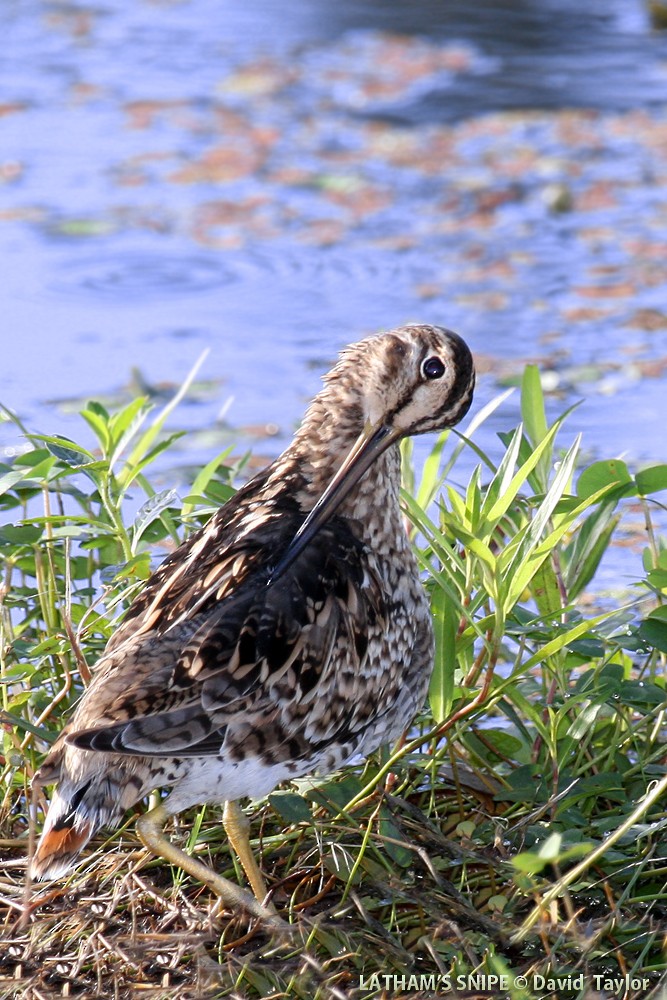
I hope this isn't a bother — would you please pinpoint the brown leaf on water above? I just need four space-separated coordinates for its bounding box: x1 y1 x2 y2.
554 109 602 146
0 205 45 223
633 260 667 288
0 161 23 184
69 82 107 105
220 59 297 98
125 99 196 130
623 237 667 259
169 144 269 185
415 284 442 300
455 291 509 310
323 35 454 103
365 123 461 175
370 234 418 251
268 167 319 187
457 259 516 283
637 356 667 378
578 225 616 244
0 103 28 117
192 197 277 245
575 181 618 211
473 186 524 214
322 179 392 219
562 306 614 322
296 220 346 246
45 9 94 40
625 308 667 331
588 264 623 276
196 197 271 226
573 283 635 299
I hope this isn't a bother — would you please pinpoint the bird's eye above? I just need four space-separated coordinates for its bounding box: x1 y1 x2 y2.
422 356 445 380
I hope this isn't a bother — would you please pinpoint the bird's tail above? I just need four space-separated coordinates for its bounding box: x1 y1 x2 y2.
31 781 96 880
31 763 147 881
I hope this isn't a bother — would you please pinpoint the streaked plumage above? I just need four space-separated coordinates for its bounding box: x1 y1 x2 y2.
31 323 475 922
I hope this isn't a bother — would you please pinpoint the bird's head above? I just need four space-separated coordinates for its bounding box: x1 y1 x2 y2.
271 324 475 582
328 323 475 439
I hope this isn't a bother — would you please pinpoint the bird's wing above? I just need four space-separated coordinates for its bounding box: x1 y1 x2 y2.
104 468 277 648
67 501 387 759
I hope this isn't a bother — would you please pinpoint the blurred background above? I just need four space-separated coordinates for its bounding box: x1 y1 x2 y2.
1 0 667 587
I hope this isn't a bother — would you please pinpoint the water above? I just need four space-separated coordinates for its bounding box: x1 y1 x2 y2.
1 0 667 591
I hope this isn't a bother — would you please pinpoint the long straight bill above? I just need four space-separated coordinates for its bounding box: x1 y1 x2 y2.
268 422 397 585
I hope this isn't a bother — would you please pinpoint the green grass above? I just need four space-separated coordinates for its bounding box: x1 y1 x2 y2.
1 367 667 999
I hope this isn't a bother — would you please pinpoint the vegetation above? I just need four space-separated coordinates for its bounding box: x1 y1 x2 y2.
1 368 666 999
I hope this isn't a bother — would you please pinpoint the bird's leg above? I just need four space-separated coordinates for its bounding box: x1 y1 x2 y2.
223 799 271 906
136 802 288 933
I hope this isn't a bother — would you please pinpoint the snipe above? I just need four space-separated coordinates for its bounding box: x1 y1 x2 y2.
31 323 475 927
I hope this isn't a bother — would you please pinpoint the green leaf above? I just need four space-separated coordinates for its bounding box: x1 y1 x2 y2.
181 446 235 517
305 774 364 814
512 836 593 874
429 585 458 722
530 558 563 617
564 773 625 803
481 424 523 521
521 365 550 491
415 429 451 510
537 831 563 861
80 403 111 451
121 432 186 490
109 397 151 469
43 435 94 467
645 605 667 623
0 523 43 544
378 811 412 867
563 499 621 600
204 480 237 506
501 434 581 610
0 710 55 741
268 791 312 824
463 728 523 763
638 613 667 653
131 489 180 547
636 464 667 496
323 847 361 884
0 468 30 497
483 422 561 527
567 701 605 740
114 552 152 581
577 459 636 500
617 679 666 709
522 609 614 669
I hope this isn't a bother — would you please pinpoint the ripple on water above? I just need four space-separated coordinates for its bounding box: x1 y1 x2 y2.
235 244 439 286
53 251 239 300
52 243 440 302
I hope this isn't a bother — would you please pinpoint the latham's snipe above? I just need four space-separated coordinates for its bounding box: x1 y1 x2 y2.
32 323 475 926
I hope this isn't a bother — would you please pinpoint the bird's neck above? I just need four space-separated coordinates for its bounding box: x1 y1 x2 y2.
268 393 403 525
